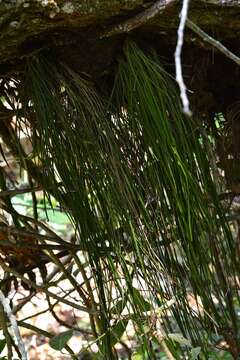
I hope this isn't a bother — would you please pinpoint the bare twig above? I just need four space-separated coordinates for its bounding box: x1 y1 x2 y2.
100 0 176 38
46 255 73 282
175 0 192 116
0 186 41 198
46 295 93 335
72 253 99 338
13 293 35 315
0 239 78 251
186 19 240 66
0 224 67 244
6 211 65 243
36 240 89 304
0 258 95 314
0 289 28 360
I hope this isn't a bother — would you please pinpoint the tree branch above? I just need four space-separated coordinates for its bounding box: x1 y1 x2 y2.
100 0 240 69
199 0 240 6
186 19 240 66
0 186 41 198
100 0 176 38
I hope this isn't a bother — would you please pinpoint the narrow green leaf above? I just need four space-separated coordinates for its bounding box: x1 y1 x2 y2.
109 319 128 347
49 330 73 350
131 288 151 312
100 319 128 350
0 339 6 354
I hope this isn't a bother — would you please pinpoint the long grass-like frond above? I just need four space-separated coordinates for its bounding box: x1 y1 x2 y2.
22 42 240 358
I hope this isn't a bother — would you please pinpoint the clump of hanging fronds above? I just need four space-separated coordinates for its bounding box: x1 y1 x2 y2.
14 42 240 358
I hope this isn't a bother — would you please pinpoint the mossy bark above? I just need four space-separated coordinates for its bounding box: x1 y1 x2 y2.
0 0 240 132
0 0 240 72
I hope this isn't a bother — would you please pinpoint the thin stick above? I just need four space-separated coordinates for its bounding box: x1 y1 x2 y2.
46 255 73 282
199 0 240 6
0 258 95 314
175 0 192 116
0 289 28 360
0 224 68 244
186 19 240 66
0 186 41 198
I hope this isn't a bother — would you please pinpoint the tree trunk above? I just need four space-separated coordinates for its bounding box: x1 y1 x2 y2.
1 0 240 185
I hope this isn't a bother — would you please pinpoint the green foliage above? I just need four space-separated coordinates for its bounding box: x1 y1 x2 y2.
99 319 129 352
131 288 151 313
49 330 74 351
0 339 6 355
0 338 6 360
17 41 240 358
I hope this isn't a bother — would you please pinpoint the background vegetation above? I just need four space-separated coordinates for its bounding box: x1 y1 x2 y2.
0 37 239 360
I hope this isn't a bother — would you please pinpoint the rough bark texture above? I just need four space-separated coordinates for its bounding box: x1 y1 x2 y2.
1 0 240 74
0 1 240 128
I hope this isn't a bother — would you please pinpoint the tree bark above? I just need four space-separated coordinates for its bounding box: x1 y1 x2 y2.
0 0 240 73
0 0 240 132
